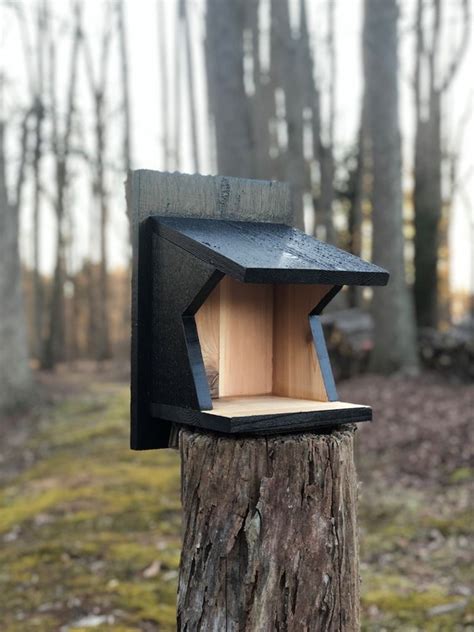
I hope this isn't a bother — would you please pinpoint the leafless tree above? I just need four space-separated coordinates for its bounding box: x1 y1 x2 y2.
205 0 255 179
82 4 113 362
31 2 47 360
270 0 305 229
244 0 274 180
116 0 132 176
40 1 82 370
413 0 471 328
0 76 33 412
317 0 336 244
347 106 368 309
363 0 419 372
157 0 171 170
181 0 200 172
10 0 47 360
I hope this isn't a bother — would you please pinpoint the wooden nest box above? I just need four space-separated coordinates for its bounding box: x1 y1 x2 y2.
132 216 389 449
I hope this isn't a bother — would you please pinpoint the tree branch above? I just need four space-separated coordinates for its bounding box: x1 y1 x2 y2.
439 0 471 93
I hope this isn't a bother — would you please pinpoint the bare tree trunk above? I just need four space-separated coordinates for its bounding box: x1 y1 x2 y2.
32 1 46 360
174 1 183 171
412 0 470 329
205 0 254 178
363 0 418 373
413 96 442 328
348 117 366 309
298 0 323 236
245 0 274 180
271 0 305 229
178 427 360 630
157 0 171 170
129 171 361 626
85 261 98 358
83 7 113 362
116 0 133 347
0 114 33 414
347 93 371 310
41 4 81 369
318 0 337 244
117 0 132 176
181 0 200 173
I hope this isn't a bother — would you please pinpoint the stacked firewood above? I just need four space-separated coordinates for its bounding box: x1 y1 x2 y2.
322 310 474 383
321 309 374 381
419 322 474 382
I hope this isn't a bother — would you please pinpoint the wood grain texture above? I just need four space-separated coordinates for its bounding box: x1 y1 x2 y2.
219 278 273 397
128 170 292 450
196 280 339 404
273 284 332 401
208 396 364 417
178 427 360 630
151 236 219 412
131 171 292 226
153 216 389 285
150 401 371 435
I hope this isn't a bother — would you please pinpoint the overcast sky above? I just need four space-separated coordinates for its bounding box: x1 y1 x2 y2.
1 0 472 292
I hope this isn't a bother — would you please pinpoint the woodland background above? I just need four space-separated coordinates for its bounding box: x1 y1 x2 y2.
0 0 472 630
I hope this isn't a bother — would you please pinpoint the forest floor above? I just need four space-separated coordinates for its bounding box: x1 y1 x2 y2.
0 364 472 631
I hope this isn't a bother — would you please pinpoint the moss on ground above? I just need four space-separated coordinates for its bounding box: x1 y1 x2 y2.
0 386 181 631
0 382 472 630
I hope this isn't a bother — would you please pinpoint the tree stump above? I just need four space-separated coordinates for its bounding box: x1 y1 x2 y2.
177 427 360 631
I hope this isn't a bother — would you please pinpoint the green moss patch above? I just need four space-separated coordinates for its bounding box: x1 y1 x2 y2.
0 386 181 631
0 380 472 631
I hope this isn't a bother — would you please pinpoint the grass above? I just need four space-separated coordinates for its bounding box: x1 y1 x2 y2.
0 379 472 630
0 385 180 631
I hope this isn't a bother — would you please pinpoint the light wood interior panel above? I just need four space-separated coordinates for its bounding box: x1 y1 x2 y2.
208 396 365 417
219 278 273 397
194 278 334 406
273 285 331 401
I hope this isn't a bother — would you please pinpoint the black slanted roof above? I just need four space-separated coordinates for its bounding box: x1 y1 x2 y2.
151 216 389 286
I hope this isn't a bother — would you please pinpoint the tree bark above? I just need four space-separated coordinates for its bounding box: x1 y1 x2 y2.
32 1 46 360
318 0 337 245
157 0 171 170
178 427 360 631
0 116 33 415
271 0 305 230
129 170 360 624
245 0 274 181
412 0 471 329
363 0 419 373
205 0 255 178
181 0 200 173
41 2 81 369
348 108 368 310
82 6 113 362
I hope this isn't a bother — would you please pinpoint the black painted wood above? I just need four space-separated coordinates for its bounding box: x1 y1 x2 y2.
151 217 389 286
151 235 221 421
131 218 170 450
150 402 372 435
312 285 343 315
133 222 221 449
133 213 388 450
182 315 214 411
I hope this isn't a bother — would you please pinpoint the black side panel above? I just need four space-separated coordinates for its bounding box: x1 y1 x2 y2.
131 225 221 450
131 218 169 450
151 234 221 413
